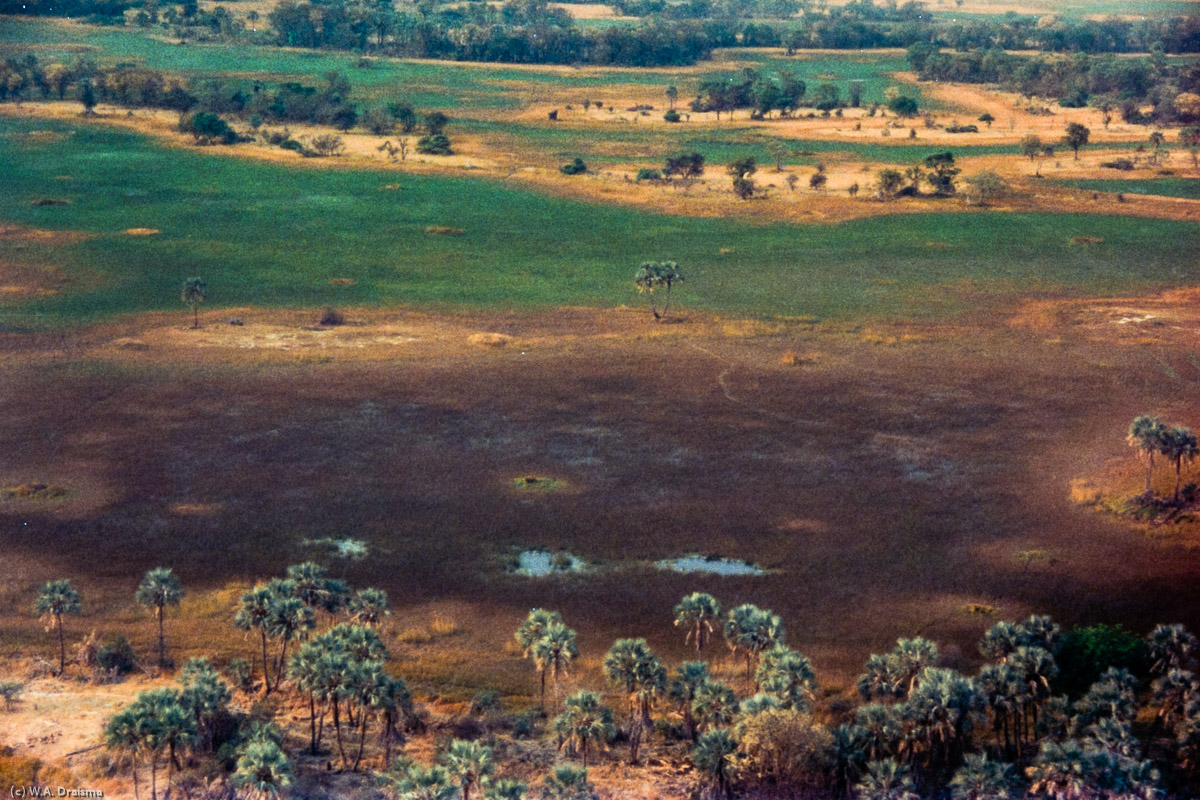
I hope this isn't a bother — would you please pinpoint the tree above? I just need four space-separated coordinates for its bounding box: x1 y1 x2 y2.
856 759 919 800
136 567 184 668
439 739 493 800
530 621 578 709
1181 126 1200 170
978 112 995 128
348 587 391 627
664 151 705 185
732 176 756 200
1147 623 1198 675
1020 133 1043 165
35 579 81 676
965 171 1006 206
756 645 819 711
888 95 919 117
106 707 150 800
692 728 738 800
380 762 457 800
424 111 448 135
666 85 678 110
923 152 960 196
876 168 903 200
949 753 1019 799
692 678 739 734
541 765 592 800
727 155 757 179
603 637 666 764
674 592 721 657
724 604 785 686
79 78 96 115
233 739 293 800
1160 426 1198 501
1128 416 1167 497
516 608 562 655
669 661 710 740
178 658 231 754
286 561 349 620
181 277 206 329
234 580 292 694
180 112 236 145
554 690 616 766
634 261 684 321
766 140 789 172
1064 122 1090 160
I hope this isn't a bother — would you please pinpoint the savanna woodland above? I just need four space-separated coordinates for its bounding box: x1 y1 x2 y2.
2 0 1200 797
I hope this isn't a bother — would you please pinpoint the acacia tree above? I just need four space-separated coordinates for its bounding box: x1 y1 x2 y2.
181 277 206 329
674 592 721 657
35 579 82 676
634 261 685 321
136 567 184 667
1064 122 1090 160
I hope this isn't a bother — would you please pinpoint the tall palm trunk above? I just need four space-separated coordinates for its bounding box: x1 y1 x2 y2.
166 744 175 800
131 757 141 800
57 616 66 675
308 692 319 754
157 605 166 666
260 630 271 694
333 697 348 769
1145 451 1155 496
353 710 369 771
150 752 158 800
661 283 673 318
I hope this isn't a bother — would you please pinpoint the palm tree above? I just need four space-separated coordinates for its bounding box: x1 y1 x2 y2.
234 581 288 694
1015 615 1062 653
950 753 1020 799
35 579 82 676
1151 669 1195 730
267 596 316 693
858 653 899 702
691 678 739 735
980 621 1023 663
288 641 327 754
348 587 391 627
232 739 293 800
692 728 738 800
180 277 206 329
1128 415 1167 496
1027 739 1091 800
833 724 869 798
723 604 785 687
375 674 413 768
902 667 979 767
515 608 563 655
541 765 592 800
1161 426 1199 501
178 658 231 754
603 637 667 764
634 261 685 320
674 592 721 657
380 762 457 800
1073 668 1138 733
136 567 184 668
554 690 617 767
286 562 349 621
439 739 493 800
855 704 902 762
755 644 818 711
889 638 940 698
485 778 528 800
530 621 578 709
669 661 710 739
105 707 148 800
1148 623 1199 675
152 694 196 800
855 759 918 800
977 663 1023 759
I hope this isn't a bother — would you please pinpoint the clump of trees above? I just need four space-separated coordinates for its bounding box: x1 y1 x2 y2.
1129 415 1198 503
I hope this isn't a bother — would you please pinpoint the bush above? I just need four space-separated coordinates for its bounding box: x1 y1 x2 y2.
279 138 305 152
180 111 236 145
560 157 587 175
318 306 344 326
663 109 681 123
227 658 252 691
945 124 979 133
0 681 24 711
887 95 919 117
635 168 662 182
96 635 137 674
737 709 833 790
1101 158 1135 170
309 134 344 157
416 133 452 155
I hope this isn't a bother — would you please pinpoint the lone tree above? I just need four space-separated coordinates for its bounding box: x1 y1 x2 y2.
674 592 722 657
35 579 82 675
923 152 960 196
136 567 184 667
1128 415 1167 497
1064 122 1090 160
181 277 206 329
634 261 684 321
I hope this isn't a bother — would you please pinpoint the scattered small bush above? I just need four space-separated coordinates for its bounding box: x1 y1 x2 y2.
636 168 663 182
416 133 453 155
1100 158 1135 170
0 681 24 711
945 124 979 133
96 635 137 675
318 306 344 326
663 109 681 123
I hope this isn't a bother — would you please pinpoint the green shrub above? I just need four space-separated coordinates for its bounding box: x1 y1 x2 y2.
560 157 587 175
416 133 453 155
1055 624 1149 698
636 168 662 181
96 635 137 674
663 109 681 123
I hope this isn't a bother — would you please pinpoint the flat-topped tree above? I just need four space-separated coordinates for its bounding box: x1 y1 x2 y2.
35 579 81 676
136 567 184 668
634 261 684 321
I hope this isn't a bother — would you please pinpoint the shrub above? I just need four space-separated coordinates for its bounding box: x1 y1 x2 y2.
945 124 979 133
227 658 252 691
96 635 137 674
560 157 587 175
309 134 344 157
318 306 344 326
279 138 304 152
663 109 681 123
0 681 24 711
887 95 919 117
1101 158 1135 170
636 168 663 182
737 709 833 790
416 133 453 155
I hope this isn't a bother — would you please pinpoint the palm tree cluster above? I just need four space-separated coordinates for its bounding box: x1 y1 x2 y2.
1128 415 1199 502
234 561 391 695
104 657 235 800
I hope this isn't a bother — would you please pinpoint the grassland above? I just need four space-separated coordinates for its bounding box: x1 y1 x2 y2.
4 117 1200 328
1055 177 1200 201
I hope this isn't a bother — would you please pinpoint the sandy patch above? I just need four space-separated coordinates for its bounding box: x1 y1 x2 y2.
122 227 160 236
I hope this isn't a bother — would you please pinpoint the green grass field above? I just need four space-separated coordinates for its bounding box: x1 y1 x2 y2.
3 116 1200 329
1055 177 1200 201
